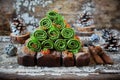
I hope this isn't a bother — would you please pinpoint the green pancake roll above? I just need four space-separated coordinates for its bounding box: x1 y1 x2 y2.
54 39 66 51
56 15 64 23
61 28 74 39
47 27 60 41
27 37 41 52
46 10 59 22
42 39 53 49
55 15 65 30
33 29 47 41
55 22 65 30
67 39 81 54
39 17 52 30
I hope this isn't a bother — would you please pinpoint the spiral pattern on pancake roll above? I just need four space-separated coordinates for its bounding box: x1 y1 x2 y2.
39 17 52 30
27 37 41 52
67 39 81 54
61 28 74 39
33 29 47 41
42 39 54 49
54 39 66 51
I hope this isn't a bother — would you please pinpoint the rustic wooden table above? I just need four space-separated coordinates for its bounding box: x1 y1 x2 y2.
0 36 120 80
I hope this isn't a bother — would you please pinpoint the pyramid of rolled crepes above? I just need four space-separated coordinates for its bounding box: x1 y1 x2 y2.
18 10 91 67
27 10 81 54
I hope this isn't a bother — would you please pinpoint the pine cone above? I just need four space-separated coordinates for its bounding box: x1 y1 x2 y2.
11 18 27 35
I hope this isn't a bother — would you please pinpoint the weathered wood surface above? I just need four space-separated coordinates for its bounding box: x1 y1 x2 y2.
0 72 120 80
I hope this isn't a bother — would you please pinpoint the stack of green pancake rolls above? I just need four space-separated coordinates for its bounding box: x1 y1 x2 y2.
26 10 82 53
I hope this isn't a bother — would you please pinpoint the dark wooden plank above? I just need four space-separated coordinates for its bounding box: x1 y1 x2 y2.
0 72 120 80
